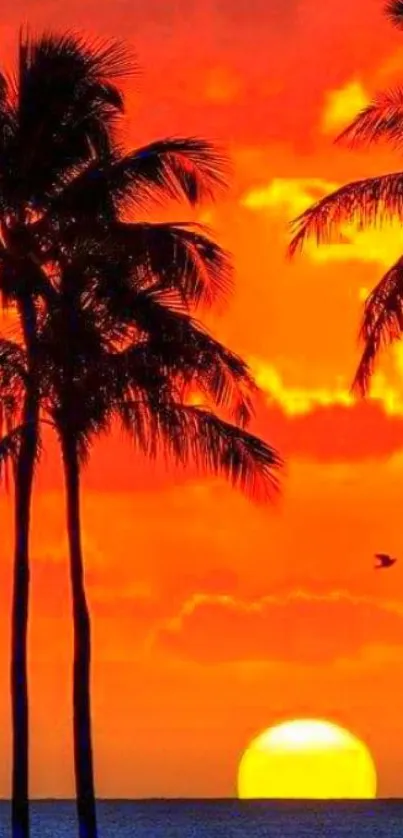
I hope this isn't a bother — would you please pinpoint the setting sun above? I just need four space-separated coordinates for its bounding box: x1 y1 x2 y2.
237 720 377 800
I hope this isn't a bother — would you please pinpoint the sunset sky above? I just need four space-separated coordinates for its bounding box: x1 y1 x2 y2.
2 0 403 799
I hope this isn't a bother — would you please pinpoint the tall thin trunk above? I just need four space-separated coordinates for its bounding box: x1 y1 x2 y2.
11 415 36 838
61 431 98 838
11 299 37 838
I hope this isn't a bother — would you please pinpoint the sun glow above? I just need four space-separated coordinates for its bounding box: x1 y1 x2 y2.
237 719 377 799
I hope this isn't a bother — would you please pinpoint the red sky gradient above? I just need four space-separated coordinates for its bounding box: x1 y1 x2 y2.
1 0 403 799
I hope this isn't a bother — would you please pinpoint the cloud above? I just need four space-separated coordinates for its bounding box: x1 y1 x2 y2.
256 400 403 462
251 356 403 418
247 359 403 461
251 360 354 415
321 80 369 135
155 591 403 664
241 177 338 218
241 178 403 266
308 225 403 268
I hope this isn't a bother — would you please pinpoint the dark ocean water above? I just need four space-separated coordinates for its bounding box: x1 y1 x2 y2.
0 799 402 837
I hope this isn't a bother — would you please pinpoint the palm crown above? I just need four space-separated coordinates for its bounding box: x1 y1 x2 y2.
289 1 403 395
1 232 281 496
0 31 281 496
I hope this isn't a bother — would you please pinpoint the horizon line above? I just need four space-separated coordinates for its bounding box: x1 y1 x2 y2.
0 797 400 803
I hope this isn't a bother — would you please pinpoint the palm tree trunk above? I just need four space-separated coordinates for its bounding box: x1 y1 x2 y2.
11 297 38 838
61 431 98 838
11 408 36 838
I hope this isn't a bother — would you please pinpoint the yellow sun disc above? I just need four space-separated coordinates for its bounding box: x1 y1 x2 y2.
237 719 377 799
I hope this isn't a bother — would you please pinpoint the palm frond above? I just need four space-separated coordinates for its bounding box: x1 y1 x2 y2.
0 337 27 395
337 88 403 149
385 0 403 28
20 30 135 96
66 33 136 80
43 137 229 221
123 402 282 500
52 223 232 311
112 285 254 420
113 310 256 426
113 221 232 308
0 336 27 486
0 72 16 198
352 256 403 395
289 171 403 255
8 31 136 208
110 137 230 206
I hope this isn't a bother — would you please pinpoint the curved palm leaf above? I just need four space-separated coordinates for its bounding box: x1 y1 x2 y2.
112 221 232 307
337 88 403 148
0 328 43 484
39 137 229 221
0 337 28 486
352 256 403 395
289 171 403 254
121 401 282 500
112 330 256 427
105 137 230 207
114 286 251 392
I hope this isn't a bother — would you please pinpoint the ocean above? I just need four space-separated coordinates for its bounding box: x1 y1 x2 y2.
0 799 402 837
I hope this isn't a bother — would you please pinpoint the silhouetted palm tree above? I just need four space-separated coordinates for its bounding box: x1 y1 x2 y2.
0 29 239 838
0 32 139 838
0 237 281 837
0 28 281 838
289 0 403 394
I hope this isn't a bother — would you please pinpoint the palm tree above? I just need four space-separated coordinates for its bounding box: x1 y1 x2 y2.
0 28 281 838
1 236 282 838
289 1 403 394
0 29 238 838
0 33 139 838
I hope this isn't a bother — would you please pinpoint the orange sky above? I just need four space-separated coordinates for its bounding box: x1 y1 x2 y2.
1 0 403 800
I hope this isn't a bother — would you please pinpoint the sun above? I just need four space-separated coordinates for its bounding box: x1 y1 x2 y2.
237 719 377 800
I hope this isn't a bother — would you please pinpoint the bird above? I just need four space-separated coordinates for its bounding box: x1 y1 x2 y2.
374 553 397 570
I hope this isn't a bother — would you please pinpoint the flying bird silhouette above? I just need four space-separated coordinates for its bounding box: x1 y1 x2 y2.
374 553 397 570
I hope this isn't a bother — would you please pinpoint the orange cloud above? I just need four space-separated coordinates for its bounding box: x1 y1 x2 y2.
255 400 403 462
155 591 403 664
251 360 354 414
247 359 403 460
241 177 338 219
321 80 369 135
242 178 403 266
